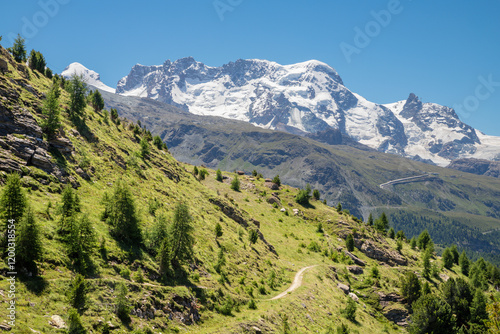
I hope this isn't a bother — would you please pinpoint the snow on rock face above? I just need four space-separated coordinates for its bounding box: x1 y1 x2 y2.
116 57 500 166
61 62 115 93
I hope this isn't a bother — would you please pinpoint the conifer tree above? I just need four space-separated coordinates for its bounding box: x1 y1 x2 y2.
68 308 86 334
169 203 194 266
105 181 141 244
10 34 26 63
231 175 240 191
69 274 87 312
216 169 223 182
367 213 374 226
313 189 320 200
17 206 43 270
459 251 469 276
400 271 421 305
417 230 432 251
345 233 354 252
68 75 88 119
90 89 104 112
336 202 342 212
41 84 61 139
442 248 454 270
0 173 26 224
375 212 389 233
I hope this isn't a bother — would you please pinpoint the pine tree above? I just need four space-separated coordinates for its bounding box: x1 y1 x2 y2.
140 137 150 159
40 84 61 139
313 189 320 200
67 308 87 334
231 175 240 191
400 271 421 305
459 251 469 276
409 294 455 334
145 212 168 254
216 169 223 182
90 89 104 112
422 248 431 279
0 173 26 224
10 34 26 63
215 222 223 239
375 212 389 233
106 181 141 244
345 233 354 252
471 288 488 328
115 283 130 321
417 230 432 251
336 202 342 212
410 237 417 249
69 274 87 312
272 175 281 187
168 203 194 266
388 227 395 239
68 75 88 119
450 245 459 264
67 215 96 273
367 213 374 226
28 50 46 73
442 248 454 270
17 206 43 270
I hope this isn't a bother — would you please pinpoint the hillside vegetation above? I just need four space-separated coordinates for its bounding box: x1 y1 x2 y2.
0 42 500 334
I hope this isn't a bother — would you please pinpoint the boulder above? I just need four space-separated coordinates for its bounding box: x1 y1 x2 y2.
337 283 350 294
265 182 279 190
348 292 359 302
0 58 8 73
360 240 407 266
49 315 67 329
347 265 364 275
267 196 280 205
344 250 366 266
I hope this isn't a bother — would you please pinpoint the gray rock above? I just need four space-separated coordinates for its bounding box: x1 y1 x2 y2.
337 283 350 294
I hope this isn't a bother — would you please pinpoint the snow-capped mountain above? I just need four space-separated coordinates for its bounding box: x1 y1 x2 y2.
61 62 115 93
111 57 500 166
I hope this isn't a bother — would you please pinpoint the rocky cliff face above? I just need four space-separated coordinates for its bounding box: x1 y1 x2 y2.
113 57 500 166
0 46 74 186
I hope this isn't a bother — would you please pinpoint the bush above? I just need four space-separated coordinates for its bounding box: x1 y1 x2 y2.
231 176 240 191
295 188 311 205
308 241 321 252
343 298 357 322
215 222 223 239
346 234 354 252
198 168 209 180
216 169 223 182
248 299 257 310
313 189 320 200
249 229 259 244
272 175 281 186
400 271 421 305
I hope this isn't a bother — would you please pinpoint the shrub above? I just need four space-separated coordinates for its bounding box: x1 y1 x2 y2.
313 189 320 200
68 308 86 334
216 169 223 182
198 168 209 180
343 298 357 322
308 241 321 252
231 176 240 191
346 234 354 252
248 229 259 244
115 283 130 321
215 222 223 239
272 175 281 186
248 299 257 310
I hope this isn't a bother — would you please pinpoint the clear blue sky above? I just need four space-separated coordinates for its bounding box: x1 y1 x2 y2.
2 0 500 135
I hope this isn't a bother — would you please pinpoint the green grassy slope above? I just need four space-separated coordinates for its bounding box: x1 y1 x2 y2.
0 45 498 333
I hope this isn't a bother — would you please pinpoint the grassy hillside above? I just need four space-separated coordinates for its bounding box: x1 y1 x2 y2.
0 44 499 334
99 90 500 266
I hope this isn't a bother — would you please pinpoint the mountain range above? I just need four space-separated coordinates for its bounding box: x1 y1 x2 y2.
63 58 500 166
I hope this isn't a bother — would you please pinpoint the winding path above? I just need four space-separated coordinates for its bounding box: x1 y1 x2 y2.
269 265 318 300
379 174 433 189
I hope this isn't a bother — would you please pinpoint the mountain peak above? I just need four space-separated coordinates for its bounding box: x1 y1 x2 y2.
61 62 115 93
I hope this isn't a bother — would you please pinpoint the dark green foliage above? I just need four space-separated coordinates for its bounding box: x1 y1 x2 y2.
313 189 320 200
295 185 311 205
105 181 141 244
153 135 166 150
370 265 380 279
469 258 488 290
198 168 209 180
17 206 42 269
342 298 357 322
442 278 473 328
193 166 199 176
410 237 417 249
374 212 390 233
388 227 395 239
45 67 53 78
248 229 259 244
409 294 455 334
10 34 26 63
147 197 162 216
40 84 61 139
396 230 406 240
336 202 342 212
67 215 96 273
168 203 194 266
89 89 104 112
69 274 87 312
421 281 431 295
367 213 373 226
0 173 26 224
214 248 226 273
251 170 258 177
215 222 223 239
248 299 257 310
470 288 488 327
396 239 403 252
68 308 87 334
68 75 88 119
231 175 240 191
145 213 168 254
140 137 150 159
28 49 46 73
216 169 223 182
417 230 432 251
158 237 172 276
115 282 130 322
422 249 431 279
442 248 454 270
336 323 350 334
272 175 281 187
450 245 459 264
345 233 354 252
110 108 119 121
400 271 421 305
59 185 80 233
